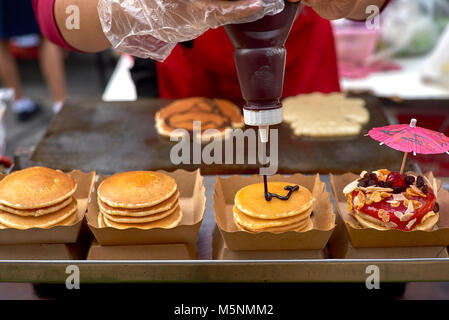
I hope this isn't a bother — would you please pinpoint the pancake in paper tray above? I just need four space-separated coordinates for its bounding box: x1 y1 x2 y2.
0 167 79 230
233 182 314 233
282 93 369 137
97 171 182 230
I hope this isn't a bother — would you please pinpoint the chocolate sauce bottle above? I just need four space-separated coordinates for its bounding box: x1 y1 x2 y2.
224 1 303 133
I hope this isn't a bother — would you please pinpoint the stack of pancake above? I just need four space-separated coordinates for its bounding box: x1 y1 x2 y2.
97 171 182 230
233 182 314 233
0 167 78 229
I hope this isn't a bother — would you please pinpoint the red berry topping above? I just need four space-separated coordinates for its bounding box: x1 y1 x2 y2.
387 171 405 188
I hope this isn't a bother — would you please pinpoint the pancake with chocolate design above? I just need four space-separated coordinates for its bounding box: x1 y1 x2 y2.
155 97 244 140
98 171 177 209
233 205 312 231
98 191 179 217
236 216 313 233
235 182 313 219
99 205 182 230
0 167 77 209
0 198 78 229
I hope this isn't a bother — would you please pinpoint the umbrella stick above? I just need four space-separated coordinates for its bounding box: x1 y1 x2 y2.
400 152 408 175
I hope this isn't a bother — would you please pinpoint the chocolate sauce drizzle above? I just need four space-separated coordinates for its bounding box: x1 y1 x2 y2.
263 174 299 201
165 98 233 132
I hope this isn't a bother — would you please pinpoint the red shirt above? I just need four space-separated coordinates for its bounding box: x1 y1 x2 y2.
156 7 340 99
35 1 386 98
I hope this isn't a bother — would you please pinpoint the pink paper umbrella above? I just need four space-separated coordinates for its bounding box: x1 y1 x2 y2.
368 118 449 174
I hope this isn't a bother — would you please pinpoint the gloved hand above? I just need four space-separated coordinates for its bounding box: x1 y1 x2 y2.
98 0 285 61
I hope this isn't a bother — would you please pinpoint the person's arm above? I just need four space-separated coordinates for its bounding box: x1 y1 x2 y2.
54 0 110 52
299 0 388 21
33 0 110 52
346 0 389 20
35 0 284 60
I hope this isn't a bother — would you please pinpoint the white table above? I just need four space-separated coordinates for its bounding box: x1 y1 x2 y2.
341 56 449 100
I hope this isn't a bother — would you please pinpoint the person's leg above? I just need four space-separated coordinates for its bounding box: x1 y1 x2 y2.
0 40 23 99
39 37 67 113
0 39 40 121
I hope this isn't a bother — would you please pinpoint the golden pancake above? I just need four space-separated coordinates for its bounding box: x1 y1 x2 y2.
0 198 78 229
101 205 182 230
282 93 369 137
59 210 78 226
0 197 73 217
155 97 244 138
0 211 77 229
98 171 177 209
352 210 439 231
98 191 179 217
235 182 313 219
414 212 439 231
236 217 313 233
233 205 311 230
101 201 178 223
0 167 77 209
352 211 389 231
98 211 105 228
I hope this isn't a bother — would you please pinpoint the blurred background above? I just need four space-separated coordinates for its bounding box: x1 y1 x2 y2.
1 0 449 175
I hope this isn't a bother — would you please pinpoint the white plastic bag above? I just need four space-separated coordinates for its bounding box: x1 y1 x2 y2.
98 0 285 61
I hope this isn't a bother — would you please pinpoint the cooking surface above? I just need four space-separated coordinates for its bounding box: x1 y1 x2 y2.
30 95 413 174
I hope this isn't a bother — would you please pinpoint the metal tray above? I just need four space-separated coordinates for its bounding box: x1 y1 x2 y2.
2 175 449 283
29 96 414 175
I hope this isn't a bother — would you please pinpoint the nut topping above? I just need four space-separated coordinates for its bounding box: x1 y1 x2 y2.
378 209 390 223
347 193 353 212
355 191 365 210
380 192 392 198
371 191 382 203
406 218 417 230
387 200 401 207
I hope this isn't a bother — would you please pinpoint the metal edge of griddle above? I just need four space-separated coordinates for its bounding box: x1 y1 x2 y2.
1 258 449 283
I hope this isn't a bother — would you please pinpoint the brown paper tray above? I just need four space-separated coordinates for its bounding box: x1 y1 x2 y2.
86 169 206 251
87 240 193 260
212 226 327 260
0 244 84 260
2 175 449 283
330 172 449 248
329 214 449 259
0 170 96 245
214 173 335 251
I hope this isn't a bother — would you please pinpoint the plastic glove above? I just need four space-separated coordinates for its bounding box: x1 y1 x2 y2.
98 0 285 61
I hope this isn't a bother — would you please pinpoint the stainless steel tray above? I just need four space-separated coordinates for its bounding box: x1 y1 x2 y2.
2 174 449 283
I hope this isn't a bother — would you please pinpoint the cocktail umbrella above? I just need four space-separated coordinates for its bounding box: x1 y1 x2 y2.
367 118 449 174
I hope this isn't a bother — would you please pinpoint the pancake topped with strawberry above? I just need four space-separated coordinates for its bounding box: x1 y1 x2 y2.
343 169 440 231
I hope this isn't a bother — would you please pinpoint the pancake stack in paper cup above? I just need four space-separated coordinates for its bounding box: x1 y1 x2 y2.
0 167 78 229
97 171 182 229
233 182 314 233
